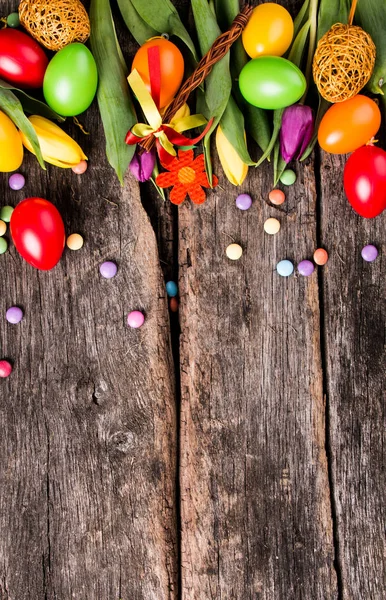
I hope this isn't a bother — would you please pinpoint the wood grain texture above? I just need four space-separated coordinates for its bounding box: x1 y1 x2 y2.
178 158 337 599
320 151 386 600
0 116 178 599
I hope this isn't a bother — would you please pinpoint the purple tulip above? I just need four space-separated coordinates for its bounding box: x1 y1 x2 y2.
280 104 314 163
129 148 156 182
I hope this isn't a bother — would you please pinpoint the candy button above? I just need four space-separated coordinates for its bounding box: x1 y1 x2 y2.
166 281 178 297
361 244 378 262
100 261 117 278
279 169 297 185
0 206 14 222
7 12 20 27
264 218 280 235
72 160 88 174
127 311 145 328
0 238 8 254
276 259 294 277
9 173 25 190
314 248 328 265
0 360 12 378
6 306 23 324
298 259 315 276
66 233 84 250
226 243 243 260
0 220 6 236
170 297 179 312
235 193 252 210
268 189 285 205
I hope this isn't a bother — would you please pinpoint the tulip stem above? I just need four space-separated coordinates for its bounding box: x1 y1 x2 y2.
300 0 318 104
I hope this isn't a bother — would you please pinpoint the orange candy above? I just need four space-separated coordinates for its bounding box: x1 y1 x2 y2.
131 38 184 109
314 248 328 265
269 189 285 205
170 297 179 312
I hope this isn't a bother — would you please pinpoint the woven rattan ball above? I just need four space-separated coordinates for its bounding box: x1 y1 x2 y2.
19 0 90 52
313 23 376 103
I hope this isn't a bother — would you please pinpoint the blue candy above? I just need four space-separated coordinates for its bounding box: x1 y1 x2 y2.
276 259 294 277
166 281 178 297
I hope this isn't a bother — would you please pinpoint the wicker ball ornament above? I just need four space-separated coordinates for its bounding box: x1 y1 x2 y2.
19 0 90 51
313 23 376 103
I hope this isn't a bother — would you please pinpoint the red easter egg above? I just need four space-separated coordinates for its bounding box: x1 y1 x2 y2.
0 29 48 88
10 197 65 270
343 145 386 218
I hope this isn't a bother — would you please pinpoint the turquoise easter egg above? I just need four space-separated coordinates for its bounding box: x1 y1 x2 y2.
43 43 98 117
239 56 306 110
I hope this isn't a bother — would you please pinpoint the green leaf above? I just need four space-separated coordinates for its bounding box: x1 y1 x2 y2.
214 0 239 32
293 0 310 38
90 0 137 184
273 140 288 186
355 0 386 95
0 79 65 122
300 97 329 161
288 20 311 68
130 0 198 60
117 0 157 46
0 88 45 169
317 0 349 40
256 108 284 167
220 95 256 165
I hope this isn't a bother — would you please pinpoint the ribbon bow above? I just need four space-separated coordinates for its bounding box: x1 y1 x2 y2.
125 69 212 164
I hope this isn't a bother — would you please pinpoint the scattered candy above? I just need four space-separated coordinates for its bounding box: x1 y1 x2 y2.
268 189 285 205
264 217 281 235
0 206 14 223
127 310 145 328
280 169 297 186
226 243 243 260
170 297 179 312
0 238 8 254
0 220 6 236
361 244 378 262
6 306 23 324
9 173 25 190
6 12 20 27
276 259 294 277
0 360 12 378
314 248 328 265
298 259 315 276
99 261 117 279
66 233 84 250
166 281 178 297
72 160 88 175
235 193 252 210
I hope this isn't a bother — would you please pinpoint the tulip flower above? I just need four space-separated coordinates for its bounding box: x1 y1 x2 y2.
280 104 314 164
216 125 248 186
19 115 87 168
129 147 156 182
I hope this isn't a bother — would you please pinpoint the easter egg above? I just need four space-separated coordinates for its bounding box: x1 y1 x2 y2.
0 28 48 88
43 43 98 116
239 57 306 110
343 145 386 218
242 3 294 58
132 38 184 109
10 197 65 270
0 111 24 172
318 95 381 154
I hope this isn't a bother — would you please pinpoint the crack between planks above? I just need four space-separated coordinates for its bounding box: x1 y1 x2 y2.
314 148 343 599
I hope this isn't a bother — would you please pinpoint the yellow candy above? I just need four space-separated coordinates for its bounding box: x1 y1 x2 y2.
0 220 6 236
264 218 281 235
226 243 243 260
66 233 84 250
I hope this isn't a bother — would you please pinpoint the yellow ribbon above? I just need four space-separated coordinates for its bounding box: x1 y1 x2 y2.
128 69 208 156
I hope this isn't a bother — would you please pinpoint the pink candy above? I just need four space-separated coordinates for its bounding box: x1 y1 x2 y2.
0 360 12 378
127 311 145 329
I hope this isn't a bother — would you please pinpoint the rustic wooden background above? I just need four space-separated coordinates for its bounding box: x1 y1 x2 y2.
0 1 385 599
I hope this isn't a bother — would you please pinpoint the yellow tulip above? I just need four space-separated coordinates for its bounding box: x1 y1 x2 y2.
0 110 23 172
216 125 248 186
19 115 87 168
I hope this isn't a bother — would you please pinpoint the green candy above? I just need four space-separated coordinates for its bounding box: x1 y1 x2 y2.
7 12 20 28
280 169 297 186
0 237 8 254
0 206 14 223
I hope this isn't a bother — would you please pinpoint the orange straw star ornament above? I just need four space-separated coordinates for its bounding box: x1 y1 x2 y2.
156 149 218 205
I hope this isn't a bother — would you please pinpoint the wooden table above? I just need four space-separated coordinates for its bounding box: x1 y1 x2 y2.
1 1 385 598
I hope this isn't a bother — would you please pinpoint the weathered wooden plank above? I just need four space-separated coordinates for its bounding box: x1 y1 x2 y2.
178 156 338 599
0 117 178 598
320 151 386 600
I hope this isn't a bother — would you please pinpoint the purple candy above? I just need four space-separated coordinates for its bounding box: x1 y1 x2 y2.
361 245 378 262
100 261 118 278
298 259 315 276
9 173 25 190
6 306 23 324
127 311 145 329
235 193 252 210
